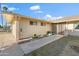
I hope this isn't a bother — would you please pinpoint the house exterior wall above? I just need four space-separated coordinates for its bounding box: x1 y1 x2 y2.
49 23 66 34
19 18 52 39
4 13 79 39
52 24 57 34
56 24 66 34
4 13 53 40
12 20 20 40
66 23 74 30
55 23 74 34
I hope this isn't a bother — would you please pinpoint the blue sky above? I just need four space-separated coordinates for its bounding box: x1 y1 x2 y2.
0 3 79 25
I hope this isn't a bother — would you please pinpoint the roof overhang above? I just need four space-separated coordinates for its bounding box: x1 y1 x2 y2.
1 12 52 24
1 12 79 24
50 16 79 24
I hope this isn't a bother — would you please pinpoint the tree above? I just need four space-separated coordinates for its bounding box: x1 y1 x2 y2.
2 6 8 30
2 6 8 12
0 25 3 28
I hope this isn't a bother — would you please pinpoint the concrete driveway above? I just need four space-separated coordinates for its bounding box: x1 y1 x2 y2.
68 30 79 36
20 35 64 55
26 36 79 56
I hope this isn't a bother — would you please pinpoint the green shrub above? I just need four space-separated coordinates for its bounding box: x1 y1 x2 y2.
52 32 55 35
0 25 3 28
47 31 51 34
47 31 55 35
32 34 38 39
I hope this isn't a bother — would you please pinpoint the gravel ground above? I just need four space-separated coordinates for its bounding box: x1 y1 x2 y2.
26 35 79 56
0 32 16 48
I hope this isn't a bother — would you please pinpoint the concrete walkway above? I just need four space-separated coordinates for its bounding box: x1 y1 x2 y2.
0 35 64 56
0 44 24 56
20 35 64 55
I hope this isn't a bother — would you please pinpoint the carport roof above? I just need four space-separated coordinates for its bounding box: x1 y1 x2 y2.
51 16 79 23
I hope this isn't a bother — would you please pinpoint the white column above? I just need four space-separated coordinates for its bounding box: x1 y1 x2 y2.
12 16 20 41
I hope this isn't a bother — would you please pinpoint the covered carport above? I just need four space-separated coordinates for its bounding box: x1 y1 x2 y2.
51 16 79 36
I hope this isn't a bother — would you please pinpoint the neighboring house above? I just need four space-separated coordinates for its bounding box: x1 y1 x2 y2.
2 12 79 41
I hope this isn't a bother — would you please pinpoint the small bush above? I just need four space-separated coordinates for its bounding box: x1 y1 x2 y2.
47 31 51 35
32 34 38 39
34 34 36 37
52 32 55 35
46 31 55 36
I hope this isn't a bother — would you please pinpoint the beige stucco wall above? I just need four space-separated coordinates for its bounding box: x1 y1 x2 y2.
4 13 53 40
66 23 74 30
56 24 66 34
52 24 57 33
12 20 20 40
5 13 78 40
56 23 75 34
19 18 52 39
52 23 66 34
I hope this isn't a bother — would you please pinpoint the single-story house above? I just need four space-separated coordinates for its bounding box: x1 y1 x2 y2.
2 12 79 41
2 12 53 41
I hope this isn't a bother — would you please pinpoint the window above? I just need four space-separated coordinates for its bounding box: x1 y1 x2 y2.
41 22 46 26
30 21 37 25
